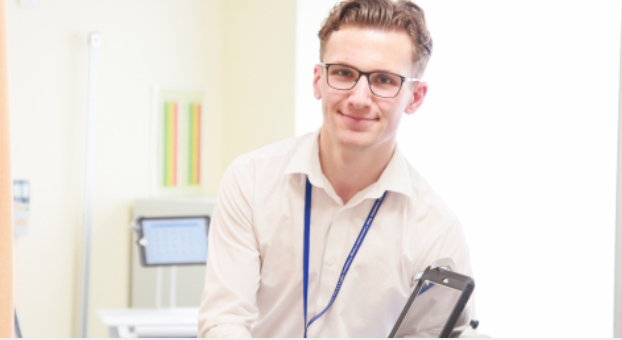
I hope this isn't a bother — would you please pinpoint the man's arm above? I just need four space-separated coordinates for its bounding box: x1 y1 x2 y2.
198 160 261 338
406 188 476 337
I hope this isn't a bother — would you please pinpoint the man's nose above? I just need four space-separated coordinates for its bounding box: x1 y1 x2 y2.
348 75 373 108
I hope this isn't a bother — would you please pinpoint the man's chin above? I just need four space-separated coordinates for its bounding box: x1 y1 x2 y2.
335 133 376 151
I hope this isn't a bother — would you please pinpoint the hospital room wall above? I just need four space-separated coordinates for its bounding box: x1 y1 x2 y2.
7 1 225 337
6 0 295 337
221 0 297 167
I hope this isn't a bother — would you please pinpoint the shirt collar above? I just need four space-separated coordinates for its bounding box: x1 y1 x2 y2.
284 129 325 188
371 144 414 199
285 129 414 202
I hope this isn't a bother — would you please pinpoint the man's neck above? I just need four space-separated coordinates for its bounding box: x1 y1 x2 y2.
318 128 395 205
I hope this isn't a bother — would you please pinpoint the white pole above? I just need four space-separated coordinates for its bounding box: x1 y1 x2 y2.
615 3 622 332
615 4 622 336
170 266 177 309
156 266 163 309
79 32 101 338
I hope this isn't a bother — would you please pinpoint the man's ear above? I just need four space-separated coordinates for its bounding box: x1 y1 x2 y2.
313 64 323 100
404 81 428 115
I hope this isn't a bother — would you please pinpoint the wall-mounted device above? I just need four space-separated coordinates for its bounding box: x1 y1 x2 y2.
13 180 30 237
131 197 216 309
136 216 210 267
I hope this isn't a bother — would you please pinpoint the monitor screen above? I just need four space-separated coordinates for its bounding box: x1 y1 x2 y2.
139 216 209 266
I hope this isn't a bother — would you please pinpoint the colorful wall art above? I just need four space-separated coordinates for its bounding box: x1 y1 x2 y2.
188 103 201 186
153 87 205 195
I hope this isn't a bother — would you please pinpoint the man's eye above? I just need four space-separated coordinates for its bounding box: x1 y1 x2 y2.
336 70 354 77
376 76 394 84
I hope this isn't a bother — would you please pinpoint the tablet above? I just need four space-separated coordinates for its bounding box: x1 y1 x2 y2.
389 266 474 338
136 216 210 266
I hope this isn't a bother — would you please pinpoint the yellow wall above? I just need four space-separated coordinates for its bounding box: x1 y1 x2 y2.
222 0 297 166
7 0 295 337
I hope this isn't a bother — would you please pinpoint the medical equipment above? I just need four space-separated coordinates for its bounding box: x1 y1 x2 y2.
389 258 477 338
95 198 215 337
135 216 210 266
12 180 29 237
130 197 216 309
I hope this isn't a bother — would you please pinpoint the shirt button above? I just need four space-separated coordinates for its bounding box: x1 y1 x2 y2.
326 258 335 266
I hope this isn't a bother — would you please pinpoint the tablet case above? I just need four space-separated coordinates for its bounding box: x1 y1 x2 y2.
389 265 474 338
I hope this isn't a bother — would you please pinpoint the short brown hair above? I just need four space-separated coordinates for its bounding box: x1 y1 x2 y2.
318 0 432 77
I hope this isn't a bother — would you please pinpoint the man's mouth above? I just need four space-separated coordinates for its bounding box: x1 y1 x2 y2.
339 111 377 125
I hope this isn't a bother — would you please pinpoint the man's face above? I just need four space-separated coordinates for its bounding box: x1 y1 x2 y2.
313 26 427 152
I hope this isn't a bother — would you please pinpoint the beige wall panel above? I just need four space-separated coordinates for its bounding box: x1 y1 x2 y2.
221 0 297 167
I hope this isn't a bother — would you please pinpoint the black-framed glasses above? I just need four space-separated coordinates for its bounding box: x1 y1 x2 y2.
319 62 420 98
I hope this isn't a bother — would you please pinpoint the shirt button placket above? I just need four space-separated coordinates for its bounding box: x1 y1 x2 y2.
314 211 342 321
315 208 350 326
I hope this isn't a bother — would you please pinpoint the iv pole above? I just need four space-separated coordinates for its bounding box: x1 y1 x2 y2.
79 32 101 338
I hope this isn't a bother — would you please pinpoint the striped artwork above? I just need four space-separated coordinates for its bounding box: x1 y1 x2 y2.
163 102 178 186
188 104 201 185
154 89 205 195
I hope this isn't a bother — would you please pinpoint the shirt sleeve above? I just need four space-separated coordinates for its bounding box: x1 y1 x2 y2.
409 220 476 338
404 187 476 337
198 159 260 338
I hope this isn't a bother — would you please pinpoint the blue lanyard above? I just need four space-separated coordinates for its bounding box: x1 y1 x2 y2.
303 177 387 337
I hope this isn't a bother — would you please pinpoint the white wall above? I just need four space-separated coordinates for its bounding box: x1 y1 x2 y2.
296 0 621 337
295 0 335 136
400 1 619 337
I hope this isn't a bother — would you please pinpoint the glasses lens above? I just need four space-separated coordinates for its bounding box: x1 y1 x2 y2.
327 65 359 90
369 72 402 97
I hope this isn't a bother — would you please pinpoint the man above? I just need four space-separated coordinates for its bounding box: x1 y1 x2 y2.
198 0 473 337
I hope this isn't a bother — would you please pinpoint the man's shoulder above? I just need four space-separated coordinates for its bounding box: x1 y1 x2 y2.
228 132 311 171
397 160 468 265
402 159 460 225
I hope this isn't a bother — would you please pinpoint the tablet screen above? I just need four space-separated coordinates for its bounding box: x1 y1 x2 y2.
141 217 209 265
393 280 462 338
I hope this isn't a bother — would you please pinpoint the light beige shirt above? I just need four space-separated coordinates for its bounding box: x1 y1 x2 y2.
198 130 473 338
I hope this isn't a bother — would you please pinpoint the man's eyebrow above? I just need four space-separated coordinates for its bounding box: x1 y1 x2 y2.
328 61 400 75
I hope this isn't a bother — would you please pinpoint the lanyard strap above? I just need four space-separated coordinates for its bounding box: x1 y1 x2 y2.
303 177 387 337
